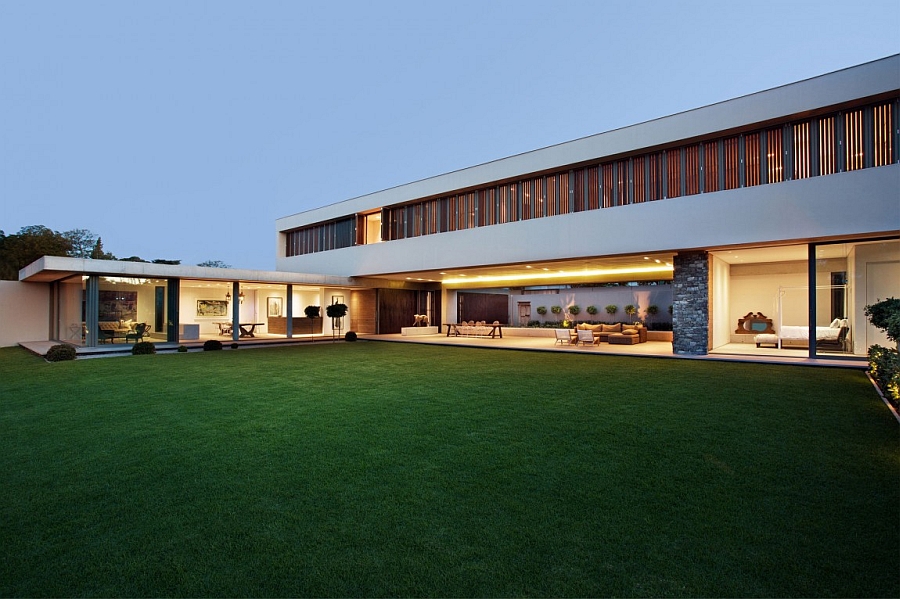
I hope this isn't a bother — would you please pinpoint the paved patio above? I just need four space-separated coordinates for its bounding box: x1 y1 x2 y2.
19 331 868 369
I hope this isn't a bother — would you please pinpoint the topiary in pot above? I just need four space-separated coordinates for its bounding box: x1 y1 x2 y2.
325 303 348 319
131 341 156 355
536 306 547 316
304 305 321 318
605 304 618 316
569 305 581 316
203 339 223 351
550 305 562 315
624 304 637 320
45 344 76 362
586 305 598 316
345 331 358 342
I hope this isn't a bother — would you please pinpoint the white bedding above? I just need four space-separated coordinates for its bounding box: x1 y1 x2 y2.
780 325 841 341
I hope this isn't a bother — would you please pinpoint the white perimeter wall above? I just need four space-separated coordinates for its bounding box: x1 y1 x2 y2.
0 281 49 347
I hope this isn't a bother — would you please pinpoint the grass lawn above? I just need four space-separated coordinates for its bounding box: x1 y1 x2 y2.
0 342 897 597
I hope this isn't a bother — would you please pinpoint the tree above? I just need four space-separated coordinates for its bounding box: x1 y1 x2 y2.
89 237 116 260
63 228 97 258
198 260 231 268
0 226 71 280
152 259 181 265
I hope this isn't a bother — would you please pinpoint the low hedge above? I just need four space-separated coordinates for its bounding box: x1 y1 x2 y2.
45 344 76 362
868 345 899 406
131 342 156 355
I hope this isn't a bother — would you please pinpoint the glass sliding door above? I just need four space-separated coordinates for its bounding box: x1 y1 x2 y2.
813 239 899 357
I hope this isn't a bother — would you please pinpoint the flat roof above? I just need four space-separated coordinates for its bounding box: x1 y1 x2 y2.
19 256 356 287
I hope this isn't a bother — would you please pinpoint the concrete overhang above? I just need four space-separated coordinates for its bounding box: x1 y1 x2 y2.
19 256 358 288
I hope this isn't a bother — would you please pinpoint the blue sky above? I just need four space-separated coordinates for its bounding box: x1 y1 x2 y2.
1 1 897 270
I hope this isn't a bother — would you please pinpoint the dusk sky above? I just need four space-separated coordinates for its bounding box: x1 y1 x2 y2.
2 1 897 271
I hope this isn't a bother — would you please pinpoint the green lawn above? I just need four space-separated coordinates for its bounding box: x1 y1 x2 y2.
0 343 897 597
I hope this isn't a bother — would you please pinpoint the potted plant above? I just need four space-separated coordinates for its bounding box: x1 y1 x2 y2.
304 305 322 335
646 304 659 327
326 303 349 339
605 305 618 321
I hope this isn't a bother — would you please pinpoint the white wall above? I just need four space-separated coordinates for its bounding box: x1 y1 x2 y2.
0 281 49 347
508 285 673 325
728 261 807 334
711 256 731 348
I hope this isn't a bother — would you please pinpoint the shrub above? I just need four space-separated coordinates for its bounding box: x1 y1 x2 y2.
345 331 358 342
536 306 547 316
45 344 76 362
865 298 900 405
605 304 618 315
177 345 188 353
586 305 598 315
550 306 562 315
864 297 900 344
868 345 899 405
624 304 636 317
230 343 239 350
203 339 223 351
304 305 321 318
131 342 156 355
646 305 659 317
569 305 581 316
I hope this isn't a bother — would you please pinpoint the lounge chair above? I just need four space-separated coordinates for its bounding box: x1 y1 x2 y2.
576 329 596 346
125 323 150 344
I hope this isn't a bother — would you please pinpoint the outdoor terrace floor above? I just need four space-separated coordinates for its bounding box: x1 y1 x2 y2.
19 330 868 369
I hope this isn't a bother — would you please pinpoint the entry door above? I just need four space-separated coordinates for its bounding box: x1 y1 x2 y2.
518 302 531 327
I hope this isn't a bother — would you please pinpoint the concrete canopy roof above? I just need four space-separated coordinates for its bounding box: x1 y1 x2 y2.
19 256 356 287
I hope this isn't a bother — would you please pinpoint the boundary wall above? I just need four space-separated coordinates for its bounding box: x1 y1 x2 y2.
0 281 49 348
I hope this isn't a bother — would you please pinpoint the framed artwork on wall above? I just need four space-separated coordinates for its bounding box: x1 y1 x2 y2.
197 299 228 317
331 295 344 305
267 297 282 317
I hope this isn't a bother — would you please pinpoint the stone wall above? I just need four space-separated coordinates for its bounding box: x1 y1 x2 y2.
673 251 710 355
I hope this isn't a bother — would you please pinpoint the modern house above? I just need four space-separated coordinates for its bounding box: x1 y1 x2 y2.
274 55 899 357
6 55 899 359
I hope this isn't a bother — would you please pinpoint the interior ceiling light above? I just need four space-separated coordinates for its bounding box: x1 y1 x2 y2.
441 264 673 285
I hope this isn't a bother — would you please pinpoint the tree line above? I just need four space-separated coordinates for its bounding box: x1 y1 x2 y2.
0 225 229 280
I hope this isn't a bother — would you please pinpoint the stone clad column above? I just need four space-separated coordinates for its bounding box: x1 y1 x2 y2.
673 251 710 355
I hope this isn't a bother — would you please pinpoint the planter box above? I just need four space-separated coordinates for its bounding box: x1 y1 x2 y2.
647 330 673 342
401 326 439 336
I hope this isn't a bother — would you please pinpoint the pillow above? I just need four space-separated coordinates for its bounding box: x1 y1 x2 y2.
623 328 638 335
829 318 842 328
602 323 622 333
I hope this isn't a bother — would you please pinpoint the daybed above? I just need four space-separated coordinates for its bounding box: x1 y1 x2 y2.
755 319 849 350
